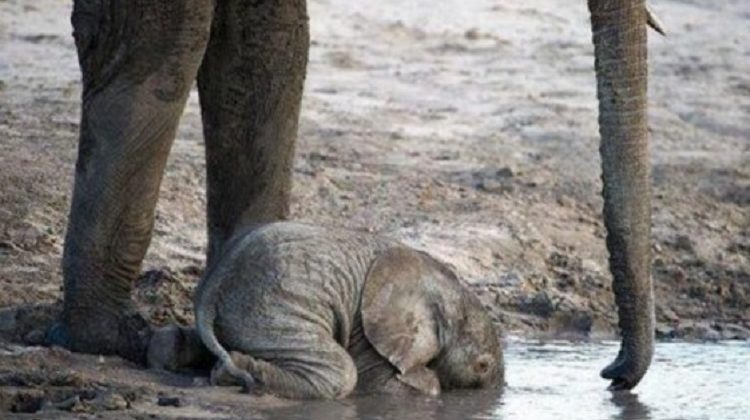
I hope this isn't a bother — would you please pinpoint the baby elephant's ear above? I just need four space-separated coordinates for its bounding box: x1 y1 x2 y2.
362 248 446 374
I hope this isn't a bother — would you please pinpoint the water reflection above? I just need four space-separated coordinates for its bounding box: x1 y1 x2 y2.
265 389 503 420
260 340 748 420
610 391 651 420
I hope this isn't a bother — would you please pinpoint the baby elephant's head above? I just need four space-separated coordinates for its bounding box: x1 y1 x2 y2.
432 291 504 389
362 247 504 394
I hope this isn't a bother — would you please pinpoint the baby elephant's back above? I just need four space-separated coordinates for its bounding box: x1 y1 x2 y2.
210 222 391 354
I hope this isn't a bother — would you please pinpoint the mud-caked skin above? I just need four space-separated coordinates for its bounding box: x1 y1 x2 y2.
186 222 503 399
49 0 215 362
56 0 657 390
49 0 309 365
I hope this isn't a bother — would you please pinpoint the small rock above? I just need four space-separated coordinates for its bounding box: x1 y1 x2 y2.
10 390 45 413
653 257 665 268
192 377 209 387
0 240 19 254
479 179 513 194
308 151 332 162
496 167 514 178
688 284 708 299
498 272 523 287
581 259 601 273
523 291 555 318
657 306 680 323
0 309 17 335
47 345 72 358
716 323 750 340
704 328 721 342
465 28 480 40
433 152 458 161
48 371 86 388
556 195 575 208
157 396 181 407
70 398 89 413
49 395 81 412
137 268 175 289
555 273 577 290
674 321 720 341
550 311 594 336
99 392 128 411
674 235 694 252
655 324 676 339
23 329 45 345
7 223 44 249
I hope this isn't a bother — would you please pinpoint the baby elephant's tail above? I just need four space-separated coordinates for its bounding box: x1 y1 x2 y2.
195 304 256 390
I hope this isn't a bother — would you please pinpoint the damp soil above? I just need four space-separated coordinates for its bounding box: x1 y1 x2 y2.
0 339 747 419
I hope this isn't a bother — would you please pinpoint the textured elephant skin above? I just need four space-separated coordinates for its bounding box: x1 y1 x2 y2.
58 0 655 392
174 222 503 399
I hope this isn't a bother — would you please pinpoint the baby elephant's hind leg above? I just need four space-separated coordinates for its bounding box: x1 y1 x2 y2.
213 339 358 399
148 326 214 372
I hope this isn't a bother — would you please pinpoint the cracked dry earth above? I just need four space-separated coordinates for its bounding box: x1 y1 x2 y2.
0 0 748 417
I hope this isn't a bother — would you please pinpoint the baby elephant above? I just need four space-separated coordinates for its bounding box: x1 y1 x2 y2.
173 222 502 399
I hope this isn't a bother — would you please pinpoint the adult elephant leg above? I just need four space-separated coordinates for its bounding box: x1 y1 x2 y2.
588 0 654 389
49 0 212 363
198 0 309 265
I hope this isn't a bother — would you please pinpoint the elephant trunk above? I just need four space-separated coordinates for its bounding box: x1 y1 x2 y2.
588 0 654 389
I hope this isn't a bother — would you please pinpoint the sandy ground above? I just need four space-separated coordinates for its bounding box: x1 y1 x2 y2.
0 0 748 416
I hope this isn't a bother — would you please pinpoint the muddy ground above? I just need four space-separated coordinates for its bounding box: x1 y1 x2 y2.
0 0 748 417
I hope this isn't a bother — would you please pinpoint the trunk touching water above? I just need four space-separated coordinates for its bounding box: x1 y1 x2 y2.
588 0 654 389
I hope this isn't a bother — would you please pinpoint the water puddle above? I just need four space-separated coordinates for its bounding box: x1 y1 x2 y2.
261 339 749 419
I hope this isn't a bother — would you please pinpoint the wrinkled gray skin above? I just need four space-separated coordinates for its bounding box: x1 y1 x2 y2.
182 222 503 399
49 0 657 390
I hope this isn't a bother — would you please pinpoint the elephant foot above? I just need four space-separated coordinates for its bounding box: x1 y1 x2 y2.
210 351 261 394
45 308 152 365
147 325 215 372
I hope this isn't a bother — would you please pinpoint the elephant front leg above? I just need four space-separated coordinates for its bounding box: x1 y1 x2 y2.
197 0 310 265
48 0 213 364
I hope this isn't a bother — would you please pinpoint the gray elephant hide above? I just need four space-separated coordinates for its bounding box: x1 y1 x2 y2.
190 222 503 399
